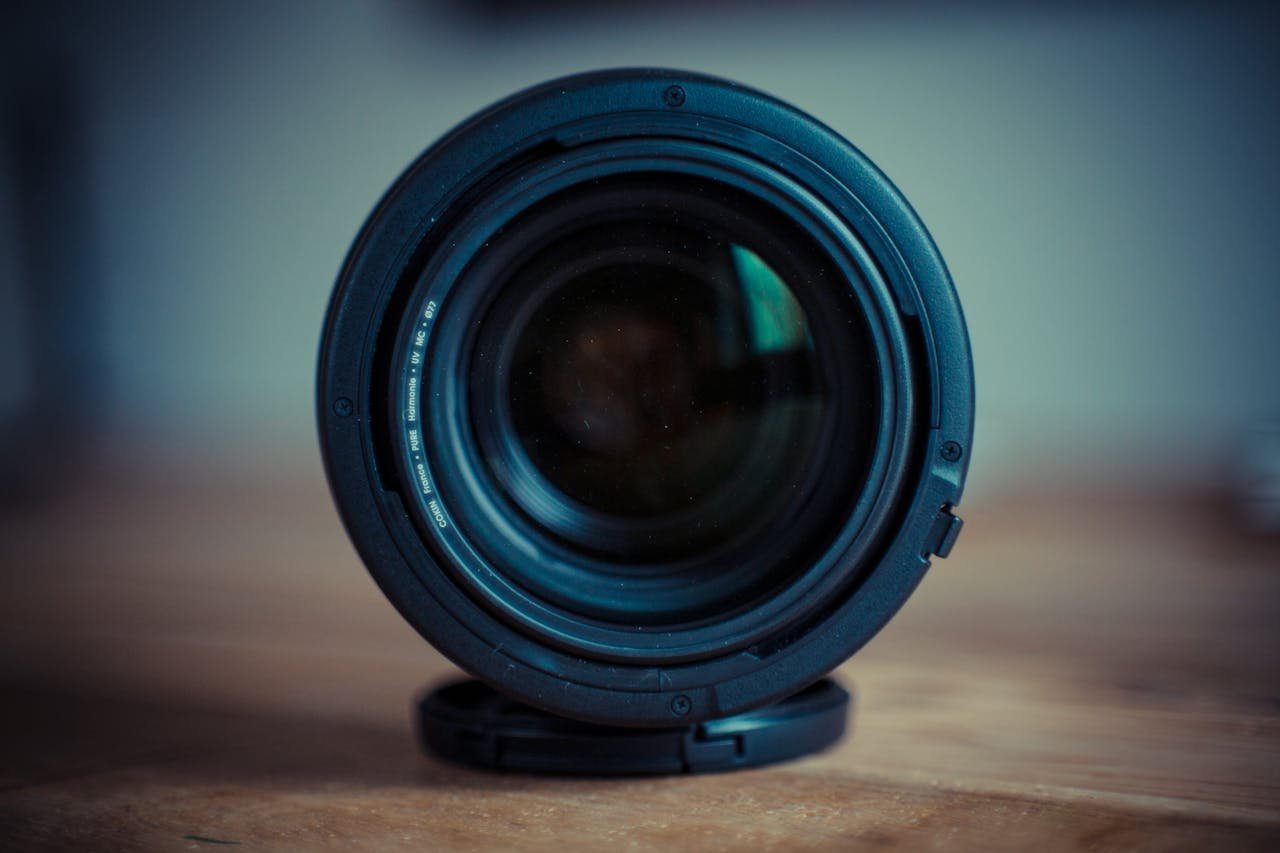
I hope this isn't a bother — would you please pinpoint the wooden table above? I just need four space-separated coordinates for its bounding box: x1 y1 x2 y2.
1 456 1277 850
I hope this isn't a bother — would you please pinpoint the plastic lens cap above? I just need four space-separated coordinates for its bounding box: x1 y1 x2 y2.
417 677 851 775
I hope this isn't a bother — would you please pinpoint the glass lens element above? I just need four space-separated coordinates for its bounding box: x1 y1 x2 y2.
508 238 819 524
457 177 876 621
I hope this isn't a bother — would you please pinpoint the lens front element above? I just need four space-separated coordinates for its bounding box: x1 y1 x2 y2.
417 175 881 627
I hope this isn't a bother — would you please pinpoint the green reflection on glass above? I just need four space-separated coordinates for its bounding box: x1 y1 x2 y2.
731 245 812 352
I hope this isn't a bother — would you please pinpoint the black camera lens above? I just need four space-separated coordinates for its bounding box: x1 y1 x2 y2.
319 70 973 727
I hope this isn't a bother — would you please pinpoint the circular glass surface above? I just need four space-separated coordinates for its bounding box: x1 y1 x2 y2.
446 176 878 622
505 223 821 535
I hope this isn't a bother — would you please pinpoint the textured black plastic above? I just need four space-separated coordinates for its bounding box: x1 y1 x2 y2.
418 678 850 775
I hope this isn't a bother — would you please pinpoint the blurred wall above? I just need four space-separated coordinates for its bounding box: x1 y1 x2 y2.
5 1 1279 496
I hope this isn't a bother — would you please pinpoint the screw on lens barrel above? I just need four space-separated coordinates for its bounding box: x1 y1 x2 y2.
663 85 686 108
940 441 963 462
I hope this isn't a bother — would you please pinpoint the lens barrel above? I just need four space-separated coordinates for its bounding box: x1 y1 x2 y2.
318 70 973 727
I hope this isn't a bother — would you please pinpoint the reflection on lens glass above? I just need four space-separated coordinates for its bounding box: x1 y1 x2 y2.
505 222 822 532
461 177 876 621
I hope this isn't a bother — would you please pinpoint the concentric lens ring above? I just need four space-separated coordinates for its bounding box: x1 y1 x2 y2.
392 142 915 663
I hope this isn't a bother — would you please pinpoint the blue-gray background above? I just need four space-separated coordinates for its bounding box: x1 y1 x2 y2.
3 1 1279 499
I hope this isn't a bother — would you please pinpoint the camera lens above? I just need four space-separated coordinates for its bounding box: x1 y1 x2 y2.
319 70 973 727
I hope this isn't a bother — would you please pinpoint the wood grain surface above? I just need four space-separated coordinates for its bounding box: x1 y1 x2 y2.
1 455 1277 850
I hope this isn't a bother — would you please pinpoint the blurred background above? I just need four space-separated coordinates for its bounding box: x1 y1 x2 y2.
2 3 1280 844
3 0 1279 503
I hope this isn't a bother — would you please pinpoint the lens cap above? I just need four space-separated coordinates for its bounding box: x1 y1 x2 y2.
417 677 851 775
